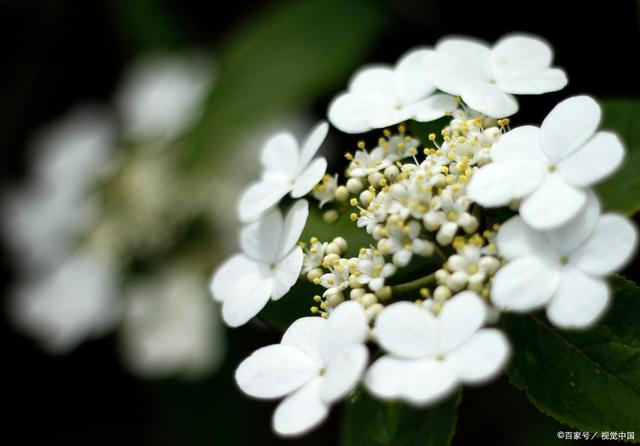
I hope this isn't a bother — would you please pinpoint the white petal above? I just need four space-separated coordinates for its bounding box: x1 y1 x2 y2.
375 301 438 358
282 316 327 368
461 80 518 118
546 268 610 329
299 121 329 169
540 96 601 162
436 37 492 74
393 48 435 105
320 301 368 364
497 216 554 261
327 93 375 134
261 132 300 178
401 358 459 406
291 157 327 198
320 344 368 404
467 160 545 207
449 328 510 383
349 65 396 102
571 214 638 275
544 191 600 256
216 257 273 327
498 68 567 94
277 199 309 257
365 355 408 400
491 256 559 312
240 207 283 263
422 50 484 96
273 377 329 437
491 34 553 80
238 180 291 223
520 173 587 230
236 345 317 399
272 247 304 300
413 94 458 122
438 291 487 353
490 126 547 163
557 131 625 187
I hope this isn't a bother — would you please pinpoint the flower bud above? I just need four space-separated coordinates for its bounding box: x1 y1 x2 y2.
479 256 500 275
359 190 373 207
325 242 342 255
323 210 339 224
375 286 392 301
360 293 377 308
445 271 468 292
433 285 452 302
306 268 323 282
332 236 348 253
335 185 350 202
326 292 345 307
350 288 366 300
384 164 400 179
346 178 364 194
349 274 362 289
366 303 384 322
368 172 384 187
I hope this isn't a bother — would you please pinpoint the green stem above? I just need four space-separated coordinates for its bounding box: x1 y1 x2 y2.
389 273 436 298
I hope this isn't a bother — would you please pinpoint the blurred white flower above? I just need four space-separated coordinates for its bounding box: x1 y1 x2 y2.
120 268 224 379
235 301 369 437
423 33 567 117
492 194 637 328
468 96 624 229
2 105 115 269
238 122 328 222
366 292 509 406
328 49 457 133
211 200 309 327
10 250 120 353
116 52 213 143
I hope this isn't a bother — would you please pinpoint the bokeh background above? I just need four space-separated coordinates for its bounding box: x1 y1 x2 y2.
1 1 639 445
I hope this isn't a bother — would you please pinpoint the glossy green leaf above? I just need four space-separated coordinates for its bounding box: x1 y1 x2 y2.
596 99 640 215
502 276 640 434
184 0 386 170
342 389 461 446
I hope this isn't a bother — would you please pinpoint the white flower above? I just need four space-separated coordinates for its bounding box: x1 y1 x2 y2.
328 49 457 133
302 239 328 274
423 33 567 117
116 53 213 143
366 292 509 406
2 106 115 270
438 244 500 293
492 194 637 328
238 122 328 222
120 269 224 379
346 147 392 178
235 301 369 436
319 259 350 297
356 249 397 292
312 174 338 208
467 96 625 229
10 251 120 353
211 200 309 327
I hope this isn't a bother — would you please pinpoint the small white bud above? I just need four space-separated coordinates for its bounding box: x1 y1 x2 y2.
323 210 339 224
359 190 373 207
384 164 400 179
365 303 384 322
346 178 364 194
306 268 323 281
327 292 345 307
360 293 377 308
367 171 384 187
332 236 348 253
433 285 452 302
325 242 342 255
335 185 350 202
479 256 500 275
350 288 366 300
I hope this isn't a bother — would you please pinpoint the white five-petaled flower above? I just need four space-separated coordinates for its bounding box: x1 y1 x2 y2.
238 122 328 222
492 194 637 328
423 33 567 118
235 301 369 437
366 291 509 406
468 96 625 229
211 200 309 327
328 49 457 133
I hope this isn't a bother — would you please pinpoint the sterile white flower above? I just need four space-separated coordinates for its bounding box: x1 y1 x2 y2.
120 269 224 379
423 33 567 117
468 96 625 229
10 250 120 353
366 291 509 406
211 199 309 327
116 52 213 143
238 122 328 222
235 301 369 436
491 194 637 328
328 49 457 133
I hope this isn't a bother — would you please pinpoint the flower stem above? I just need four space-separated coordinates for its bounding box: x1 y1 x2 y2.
389 273 436 298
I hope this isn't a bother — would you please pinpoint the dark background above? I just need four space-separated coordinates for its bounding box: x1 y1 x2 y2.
1 1 638 445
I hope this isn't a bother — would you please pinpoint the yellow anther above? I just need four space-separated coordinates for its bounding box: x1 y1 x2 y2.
398 123 406 133
408 147 418 156
313 295 322 302
310 236 318 244
345 152 353 160
452 236 465 250
298 241 306 248
419 288 431 298
349 198 358 206
448 152 456 161
383 129 392 137
447 211 459 221
428 133 437 141
440 166 449 174
320 302 328 310
313 277 321 285
357 140 366 149
459 175 469 183
350 213 358 221
310 306 319 314
321 312 328 319
483 230 493 238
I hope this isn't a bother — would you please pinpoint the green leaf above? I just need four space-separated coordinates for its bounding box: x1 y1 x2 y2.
501 276 640 434
183 0 386 170
596 99 640 215
342 389 461 446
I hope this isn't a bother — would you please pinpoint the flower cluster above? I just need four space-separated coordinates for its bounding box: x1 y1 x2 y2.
211 33 637 437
